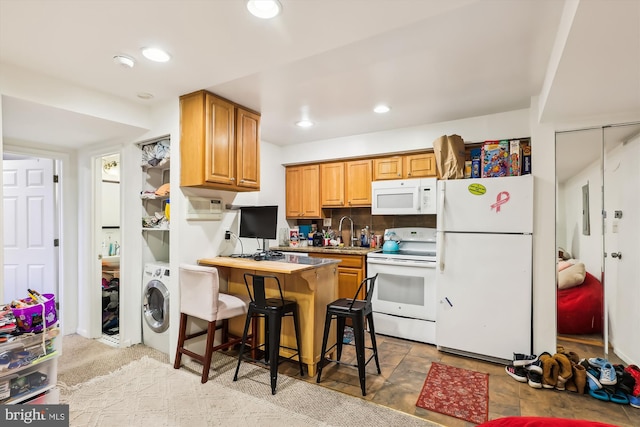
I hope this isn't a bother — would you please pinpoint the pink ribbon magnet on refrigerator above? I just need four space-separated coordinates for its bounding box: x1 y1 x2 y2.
491 191 510 212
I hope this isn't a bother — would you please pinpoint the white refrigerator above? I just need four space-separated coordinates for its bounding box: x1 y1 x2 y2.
435 174 533 363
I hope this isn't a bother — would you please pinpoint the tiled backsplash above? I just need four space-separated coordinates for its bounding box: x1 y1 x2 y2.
293 208 435 245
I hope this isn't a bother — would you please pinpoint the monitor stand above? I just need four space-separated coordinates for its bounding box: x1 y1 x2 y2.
261 239 283 260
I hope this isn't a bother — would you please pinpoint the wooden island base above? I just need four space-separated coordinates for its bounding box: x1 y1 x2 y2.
197 256 339 377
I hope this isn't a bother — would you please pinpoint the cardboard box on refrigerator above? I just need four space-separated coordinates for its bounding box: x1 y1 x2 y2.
509 140 521 176
481 140 509 178
521 143 531 175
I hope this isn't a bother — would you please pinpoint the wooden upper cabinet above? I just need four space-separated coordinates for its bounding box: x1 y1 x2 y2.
286 165 321 218
204 94 235 186
180 90 260 191
320 162 345 207
373 153 437 180
404 153 436 178
235 107 260 190
373 156 403 180
345 160 371 206
320 160 371 207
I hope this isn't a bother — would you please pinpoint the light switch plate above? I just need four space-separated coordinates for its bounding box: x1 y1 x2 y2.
323 218 332 226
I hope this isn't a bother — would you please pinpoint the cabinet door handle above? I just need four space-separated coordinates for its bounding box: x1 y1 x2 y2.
407 172 411 176
239 179 245 183
230 177 235 181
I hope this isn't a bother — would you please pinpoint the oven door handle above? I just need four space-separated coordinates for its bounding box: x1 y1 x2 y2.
367 258 435 268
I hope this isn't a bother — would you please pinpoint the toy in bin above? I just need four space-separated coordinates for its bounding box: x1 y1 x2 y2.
10 290 57 333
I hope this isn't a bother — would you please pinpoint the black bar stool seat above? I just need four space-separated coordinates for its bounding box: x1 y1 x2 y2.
233 273 304 394
316 274 380 396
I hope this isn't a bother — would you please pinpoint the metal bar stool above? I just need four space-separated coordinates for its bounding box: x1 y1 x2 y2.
316 274 380 396
174 264 256 383
233 273 304 394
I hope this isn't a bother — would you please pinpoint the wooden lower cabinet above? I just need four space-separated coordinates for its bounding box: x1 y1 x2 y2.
309 253 365 300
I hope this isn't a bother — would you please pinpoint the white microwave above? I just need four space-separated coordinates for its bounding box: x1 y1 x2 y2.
371 178 437 215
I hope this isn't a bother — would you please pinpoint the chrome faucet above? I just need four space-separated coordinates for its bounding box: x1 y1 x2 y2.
338 216 355 247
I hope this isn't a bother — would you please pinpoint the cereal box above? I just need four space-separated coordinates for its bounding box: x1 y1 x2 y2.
509 140 521 176
481 140 509 178
521 144 531 175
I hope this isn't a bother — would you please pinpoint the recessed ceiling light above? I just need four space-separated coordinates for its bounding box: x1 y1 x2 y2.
296 120 314 128
113 55 135 68
247 0 282 19
374 104 391 114
137 92 154 100
141 47 171 62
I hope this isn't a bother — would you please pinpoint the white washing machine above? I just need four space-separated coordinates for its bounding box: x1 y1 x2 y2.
142 262 171 354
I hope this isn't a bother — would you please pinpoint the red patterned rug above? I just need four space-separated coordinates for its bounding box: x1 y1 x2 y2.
415 362 489 424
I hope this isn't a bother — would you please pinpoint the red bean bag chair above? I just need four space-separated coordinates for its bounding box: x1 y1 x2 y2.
557 272 603 335
480 417 618 427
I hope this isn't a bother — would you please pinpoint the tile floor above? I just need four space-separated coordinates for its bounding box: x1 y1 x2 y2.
276 334 640 427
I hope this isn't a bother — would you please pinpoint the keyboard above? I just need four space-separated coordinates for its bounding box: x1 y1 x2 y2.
229 253 254 258
264 253 284 261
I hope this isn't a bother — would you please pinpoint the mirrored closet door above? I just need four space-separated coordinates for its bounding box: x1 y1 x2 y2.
556 122 640 366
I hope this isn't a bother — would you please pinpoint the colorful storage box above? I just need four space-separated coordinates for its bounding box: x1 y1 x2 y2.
11 294 57 333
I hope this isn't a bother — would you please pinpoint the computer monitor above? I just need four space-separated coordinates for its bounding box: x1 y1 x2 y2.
238 205 278 250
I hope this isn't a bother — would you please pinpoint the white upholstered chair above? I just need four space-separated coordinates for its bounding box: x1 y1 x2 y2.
174 264 255 383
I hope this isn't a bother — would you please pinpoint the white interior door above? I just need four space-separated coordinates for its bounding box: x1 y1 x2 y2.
607 131 640 364
3 158 56 302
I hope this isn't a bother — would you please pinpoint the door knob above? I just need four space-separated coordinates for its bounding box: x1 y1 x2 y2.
611 252 622 259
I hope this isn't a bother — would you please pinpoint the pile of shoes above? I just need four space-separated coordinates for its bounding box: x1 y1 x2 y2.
583 357 640 407
504 348 640 409
505 351 580 391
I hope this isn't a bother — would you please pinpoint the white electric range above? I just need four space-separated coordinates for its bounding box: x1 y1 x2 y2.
366 227 437 344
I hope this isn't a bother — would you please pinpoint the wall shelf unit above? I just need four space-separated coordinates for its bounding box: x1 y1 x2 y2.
138 137 171 264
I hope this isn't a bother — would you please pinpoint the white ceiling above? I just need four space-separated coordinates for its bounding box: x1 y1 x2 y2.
1 0 639 149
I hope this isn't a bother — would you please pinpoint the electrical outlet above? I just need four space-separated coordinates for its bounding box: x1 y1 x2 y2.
323 218 332 227
225 231 231 240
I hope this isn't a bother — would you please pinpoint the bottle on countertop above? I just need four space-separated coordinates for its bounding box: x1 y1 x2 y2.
360 226 370 248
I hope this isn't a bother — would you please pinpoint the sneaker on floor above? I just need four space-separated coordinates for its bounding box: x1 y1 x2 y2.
586 368 603 390
624 364 640 396
526 359 543 375
527 371 543 389
600 363 618 386
505 365 528 383
579 358 591 371
628 394 640 409
513 353 538 367
588 357 609 369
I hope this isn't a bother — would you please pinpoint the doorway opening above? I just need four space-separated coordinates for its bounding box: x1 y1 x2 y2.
99 153 121 347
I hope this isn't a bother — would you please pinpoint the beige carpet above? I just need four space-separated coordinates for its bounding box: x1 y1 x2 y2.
57 335 438 427
57 334 168 387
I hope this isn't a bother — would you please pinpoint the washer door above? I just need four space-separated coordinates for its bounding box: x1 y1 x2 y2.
143 279 170 333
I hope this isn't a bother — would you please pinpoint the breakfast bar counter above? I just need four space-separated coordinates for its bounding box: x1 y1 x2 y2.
197 255 340 376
